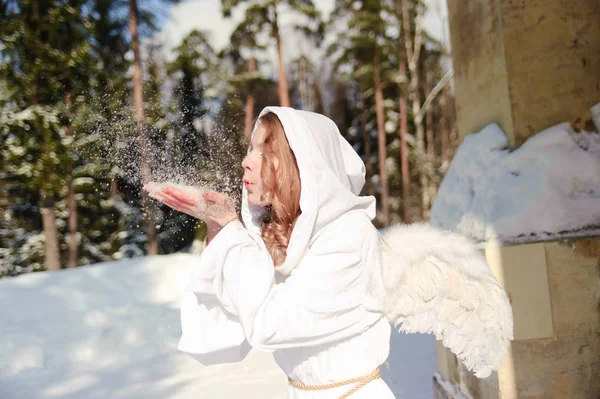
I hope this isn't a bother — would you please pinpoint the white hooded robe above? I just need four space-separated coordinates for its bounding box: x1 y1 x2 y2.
178 107 396 398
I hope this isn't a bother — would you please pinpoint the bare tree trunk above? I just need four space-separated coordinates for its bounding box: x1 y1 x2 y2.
401 0 428 220
298 55 309 110
244 54 256 140
416 68 455 203
397 1 411 223
129 0 157 255
307 62 316 112
41 191 61 271
111 179 119 197
415 109 429 219
358 87 373 195
373 53 389 227
33 78 61 271
65 91 78 267
298 55 315 111
425 70 437 210
272 3 290 107
399 59 410 223
129 0 144 127
440 86 451 172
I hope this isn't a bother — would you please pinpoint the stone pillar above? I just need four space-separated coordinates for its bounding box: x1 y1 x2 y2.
436 240 600 399
448 0 600 147
435 0 600 398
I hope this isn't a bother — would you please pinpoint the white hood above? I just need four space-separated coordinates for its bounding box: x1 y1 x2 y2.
241 107 376 277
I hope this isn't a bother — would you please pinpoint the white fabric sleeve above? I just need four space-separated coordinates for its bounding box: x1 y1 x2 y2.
177 290 252 365
176 224 253 364
178 216 379 356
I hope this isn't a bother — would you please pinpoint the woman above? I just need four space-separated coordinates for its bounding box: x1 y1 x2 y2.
147 107 397 398
147 107 513 397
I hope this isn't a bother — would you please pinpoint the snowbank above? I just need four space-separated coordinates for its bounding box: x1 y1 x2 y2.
431 105 600 244
0 254 289 399
0 253 435 398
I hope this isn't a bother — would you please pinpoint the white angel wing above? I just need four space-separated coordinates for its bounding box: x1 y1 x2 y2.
379 223 513 378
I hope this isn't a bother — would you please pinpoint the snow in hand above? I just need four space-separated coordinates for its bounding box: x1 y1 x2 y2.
0 253 435 399
144 182 210 198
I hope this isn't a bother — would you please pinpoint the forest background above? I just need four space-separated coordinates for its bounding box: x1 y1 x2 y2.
0 0 458 277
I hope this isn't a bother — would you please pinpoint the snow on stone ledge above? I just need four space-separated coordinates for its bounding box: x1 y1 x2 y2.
431 106 600 244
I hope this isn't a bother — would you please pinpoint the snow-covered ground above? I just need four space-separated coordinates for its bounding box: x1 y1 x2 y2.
0 253 435 399
431 104 600 244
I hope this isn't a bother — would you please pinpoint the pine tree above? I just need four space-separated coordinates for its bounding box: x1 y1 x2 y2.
0 0 94 272
328 0 397 226
79 0 146 263
0 0 158 274
222 0 323 107
0 104 69 275
142 41 199 254
288 54 323 112
127 0 158 255
226 6 268 139
167 30 216 180
391 0 452 219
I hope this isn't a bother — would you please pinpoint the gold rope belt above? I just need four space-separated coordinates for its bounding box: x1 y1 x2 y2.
287 368 380 399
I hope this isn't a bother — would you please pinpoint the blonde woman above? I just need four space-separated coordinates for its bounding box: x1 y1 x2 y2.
147 107 513 398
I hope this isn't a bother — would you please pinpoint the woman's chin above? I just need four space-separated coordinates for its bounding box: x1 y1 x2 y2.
247 194 262 207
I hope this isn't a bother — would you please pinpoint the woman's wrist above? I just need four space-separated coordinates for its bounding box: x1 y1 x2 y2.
205 217 238 245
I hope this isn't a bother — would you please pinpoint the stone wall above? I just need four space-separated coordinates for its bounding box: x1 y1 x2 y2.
434 239 600 398
447 0 600 147
441 1 600 396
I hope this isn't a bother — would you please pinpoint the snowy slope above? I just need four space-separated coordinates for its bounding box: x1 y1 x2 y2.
431 106 600 244
0 253 435 399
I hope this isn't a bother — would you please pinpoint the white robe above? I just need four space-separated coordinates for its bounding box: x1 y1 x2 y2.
178 107 396 398
177 107 513 396
178 213 395 398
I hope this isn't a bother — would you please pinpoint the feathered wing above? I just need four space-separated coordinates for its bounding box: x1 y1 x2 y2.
379 223 513 378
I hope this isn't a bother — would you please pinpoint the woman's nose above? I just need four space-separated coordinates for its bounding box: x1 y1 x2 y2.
241 156 250 170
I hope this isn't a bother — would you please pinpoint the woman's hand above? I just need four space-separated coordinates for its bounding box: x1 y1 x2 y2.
144 182 238 229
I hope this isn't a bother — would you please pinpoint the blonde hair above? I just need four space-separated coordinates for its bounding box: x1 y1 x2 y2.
258 113 301 265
